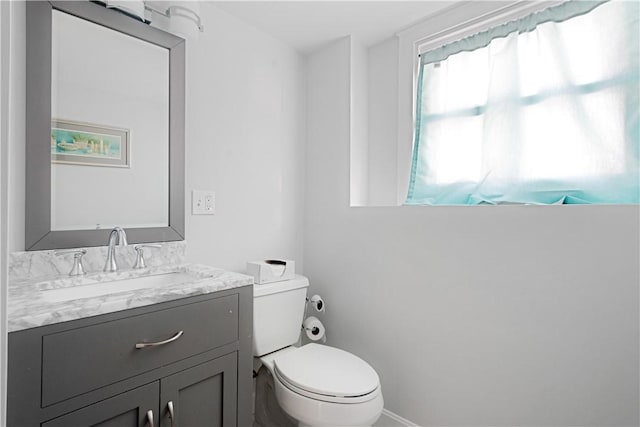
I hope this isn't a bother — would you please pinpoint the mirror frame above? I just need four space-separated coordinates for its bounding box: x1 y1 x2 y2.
26 1 185 250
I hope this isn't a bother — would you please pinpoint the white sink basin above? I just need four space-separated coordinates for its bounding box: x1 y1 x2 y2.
42 271 199 303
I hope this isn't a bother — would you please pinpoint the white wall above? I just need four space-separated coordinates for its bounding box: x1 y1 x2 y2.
305 37 640 426
349 37 368 206
183 3 306 272
7 2 24 255
367 37 398 206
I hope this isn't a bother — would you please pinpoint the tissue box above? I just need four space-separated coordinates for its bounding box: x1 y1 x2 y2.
247 259 295 284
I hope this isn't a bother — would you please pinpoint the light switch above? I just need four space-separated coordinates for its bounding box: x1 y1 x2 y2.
192 190 215 215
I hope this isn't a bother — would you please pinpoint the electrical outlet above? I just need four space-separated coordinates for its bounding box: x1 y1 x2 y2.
192 190 215 215
204 193 215 214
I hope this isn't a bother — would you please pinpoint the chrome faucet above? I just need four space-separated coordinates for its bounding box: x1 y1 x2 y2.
104 227 128 272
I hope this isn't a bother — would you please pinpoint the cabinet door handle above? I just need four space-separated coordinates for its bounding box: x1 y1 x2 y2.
146 409 154 427
135 330 184 349
167 401 175 427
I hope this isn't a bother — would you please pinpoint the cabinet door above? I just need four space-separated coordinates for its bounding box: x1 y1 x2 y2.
42 382 159 427
160 353 238 427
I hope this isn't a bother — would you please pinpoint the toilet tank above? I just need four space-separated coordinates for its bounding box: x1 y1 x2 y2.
253 275 309 357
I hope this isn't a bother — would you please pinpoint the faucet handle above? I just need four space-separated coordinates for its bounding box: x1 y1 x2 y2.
55 249 87 276
133 244 161 269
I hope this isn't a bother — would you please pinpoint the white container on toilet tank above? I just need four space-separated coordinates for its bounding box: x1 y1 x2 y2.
247 259 295 284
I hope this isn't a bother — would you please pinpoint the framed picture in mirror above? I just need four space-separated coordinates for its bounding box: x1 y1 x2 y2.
51 119 130 168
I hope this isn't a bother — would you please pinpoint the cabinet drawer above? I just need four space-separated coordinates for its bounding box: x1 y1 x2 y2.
41 295 238 407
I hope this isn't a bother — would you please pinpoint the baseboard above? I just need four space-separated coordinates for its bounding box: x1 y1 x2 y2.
376 409 418 427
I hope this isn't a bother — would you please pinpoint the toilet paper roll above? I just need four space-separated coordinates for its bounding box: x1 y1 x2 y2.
302 316 326 342
309 294 325 313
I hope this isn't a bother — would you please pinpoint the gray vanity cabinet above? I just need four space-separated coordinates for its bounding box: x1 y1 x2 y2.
160 354 237 427
7 287 253 427
42 382 159 427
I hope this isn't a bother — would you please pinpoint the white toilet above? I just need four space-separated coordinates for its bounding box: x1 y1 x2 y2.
253 276 384 427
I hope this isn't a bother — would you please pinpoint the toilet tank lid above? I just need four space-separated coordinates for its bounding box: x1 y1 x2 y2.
253 275 309 297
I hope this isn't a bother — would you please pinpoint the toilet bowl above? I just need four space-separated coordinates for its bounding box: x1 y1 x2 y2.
260 344 384 426
253 275 384 426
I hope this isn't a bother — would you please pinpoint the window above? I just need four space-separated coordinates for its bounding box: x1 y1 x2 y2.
406 1 639 205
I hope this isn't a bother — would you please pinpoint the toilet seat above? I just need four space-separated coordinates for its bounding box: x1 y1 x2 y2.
274 366 381 404
273 343 380 404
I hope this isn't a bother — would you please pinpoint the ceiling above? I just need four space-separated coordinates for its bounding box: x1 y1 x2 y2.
210 1 455 54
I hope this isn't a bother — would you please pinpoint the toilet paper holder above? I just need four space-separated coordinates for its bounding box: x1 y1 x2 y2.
304 324 321 335
301 316 327 343
306 294 325 313
302 324 327 343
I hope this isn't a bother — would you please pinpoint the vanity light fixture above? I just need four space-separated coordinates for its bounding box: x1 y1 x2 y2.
144 1 204 40
104 0 146 21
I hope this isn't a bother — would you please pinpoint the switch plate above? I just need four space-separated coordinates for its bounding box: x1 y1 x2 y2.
192 190 215 215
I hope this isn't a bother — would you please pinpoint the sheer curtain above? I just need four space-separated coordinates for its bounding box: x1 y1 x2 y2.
406 1 639 205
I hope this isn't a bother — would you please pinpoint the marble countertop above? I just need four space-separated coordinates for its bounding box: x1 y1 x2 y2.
8 264 254 332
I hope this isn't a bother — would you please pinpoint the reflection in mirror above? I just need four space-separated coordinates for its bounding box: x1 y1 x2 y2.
50 10 169 231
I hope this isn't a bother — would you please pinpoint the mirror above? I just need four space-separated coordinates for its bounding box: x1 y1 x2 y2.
51 10 169 231
26 1 185 250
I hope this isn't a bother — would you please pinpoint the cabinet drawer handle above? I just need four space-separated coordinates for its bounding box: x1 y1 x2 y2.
146 409 154 427
135 330 184 349
167 401 175 427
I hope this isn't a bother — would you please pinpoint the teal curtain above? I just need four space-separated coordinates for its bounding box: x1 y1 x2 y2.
406 1 640 205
